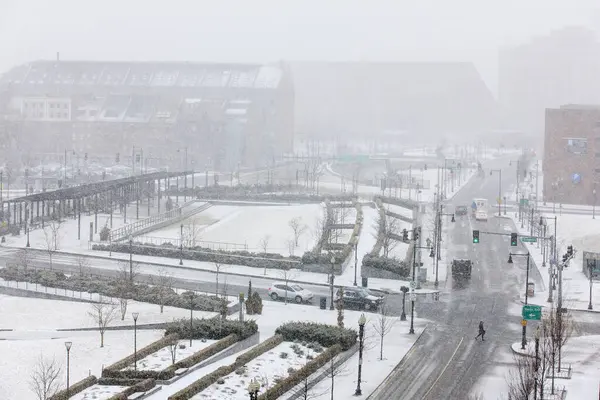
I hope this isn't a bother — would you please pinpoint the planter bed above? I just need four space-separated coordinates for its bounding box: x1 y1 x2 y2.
127 339 217 372
70 385 128 400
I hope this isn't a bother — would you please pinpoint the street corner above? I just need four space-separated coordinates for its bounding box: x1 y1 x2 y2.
510 341 536 358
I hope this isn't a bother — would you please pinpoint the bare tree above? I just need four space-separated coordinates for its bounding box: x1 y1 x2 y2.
167 339 178 365
311 214 326 246
29 355 62 400
150 268 174 313
372 301 397 360
376 214 401 258
42 220 62 270
76 255 91 276
506 352 536 400
16 248 32 271
118 260 140 285
287 237 297 257
258 234 271 255
289 217 307 247
324 353 349 400
88 302 118 347
278 268 298 305
214 262 225 298
336 287 344 328
290 360 328 400
182 220 203 248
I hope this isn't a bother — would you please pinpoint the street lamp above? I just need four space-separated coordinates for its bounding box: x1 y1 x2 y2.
540 216 558 303
128 234 133 282
247 379 260 400
330 255 336 310
490 169 502 217
508 251 530 349
132 312 139 371
64 341 72 398
179 223 184 265
188 293 194 347
355 313 366 396
353 241 358 286
593 189 597 219
400 286 408 321
588 259 594 310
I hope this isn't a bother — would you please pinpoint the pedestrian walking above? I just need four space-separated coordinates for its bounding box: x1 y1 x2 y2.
475 321 486 341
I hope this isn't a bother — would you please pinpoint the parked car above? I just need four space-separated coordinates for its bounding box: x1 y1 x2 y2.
268 282 313 304
335 286 383 311
455 205 468 216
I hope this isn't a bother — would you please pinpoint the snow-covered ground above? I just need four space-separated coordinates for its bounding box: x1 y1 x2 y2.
509 212 600 312
129 339 217 371
0 328 164 400
192 341 318 400
71 385 129 400
0 294 216 331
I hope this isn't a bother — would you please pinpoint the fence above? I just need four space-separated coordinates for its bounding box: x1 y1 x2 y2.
109 201 211 242
133 235 248 251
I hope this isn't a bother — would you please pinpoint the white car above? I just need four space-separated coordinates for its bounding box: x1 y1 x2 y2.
268 282 314 303
475 210 488 221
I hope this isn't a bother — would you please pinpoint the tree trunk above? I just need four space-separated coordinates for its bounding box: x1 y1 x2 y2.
160 304 164 313
100 331 104 348
380 336 384 360
331 373 334 400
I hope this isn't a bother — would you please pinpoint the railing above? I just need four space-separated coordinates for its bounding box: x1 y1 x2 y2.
109 200 210 242
133 235 248 251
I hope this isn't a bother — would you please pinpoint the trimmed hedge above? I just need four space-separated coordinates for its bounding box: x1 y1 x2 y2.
164 318 257 341
0 267 224 312
275 322 357 351
49 375 97 400
168 335 284 400
362 254 410 277
257 344 343 400
105 378 156 400
92 241 301 271
105 334 179 373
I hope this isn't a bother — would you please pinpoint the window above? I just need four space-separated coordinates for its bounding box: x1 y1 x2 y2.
565 138 587 154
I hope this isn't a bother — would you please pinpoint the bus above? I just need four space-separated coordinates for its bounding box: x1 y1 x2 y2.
472 198 488 221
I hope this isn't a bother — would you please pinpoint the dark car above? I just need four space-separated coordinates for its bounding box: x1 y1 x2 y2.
455 205 468 216
335 286 383 311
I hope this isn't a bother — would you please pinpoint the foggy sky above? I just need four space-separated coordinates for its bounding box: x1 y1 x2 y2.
1 0 599 95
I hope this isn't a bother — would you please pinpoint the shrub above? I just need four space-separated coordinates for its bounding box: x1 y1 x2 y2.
99 226 110 241
49 376 97 400
362 254 410 277
246 291 263 315
275 322 357 351
279 352 289 359
257 344 343 400
105 378 156 400
164 318 257 340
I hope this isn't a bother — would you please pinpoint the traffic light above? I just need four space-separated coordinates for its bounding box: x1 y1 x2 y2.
510 233 518 246
402 229 408 241
413 228 419 241
473 230 480 243
567 245 573 257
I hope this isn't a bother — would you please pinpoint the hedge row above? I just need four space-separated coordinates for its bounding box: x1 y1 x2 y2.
49 376 97 400
168 335 284 400
164 318 258 341
103 334 240 381
105 378 156 400
275 322 357 351
257 344 343 400
362 254 410 277
92 242 301 271
0 267 224 312
105 334 179 372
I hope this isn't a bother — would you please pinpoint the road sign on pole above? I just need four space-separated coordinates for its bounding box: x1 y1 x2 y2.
522 304 542 320
410 281 417 290
521 236 538 243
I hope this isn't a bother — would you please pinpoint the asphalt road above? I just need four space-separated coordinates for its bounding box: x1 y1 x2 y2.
370 157 547 400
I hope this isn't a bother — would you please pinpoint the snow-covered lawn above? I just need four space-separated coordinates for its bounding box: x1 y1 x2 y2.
71 385 129 400
382 203 414 220
0 294 216 330
128 339 217 371
0 329 164 400
192 341 318 400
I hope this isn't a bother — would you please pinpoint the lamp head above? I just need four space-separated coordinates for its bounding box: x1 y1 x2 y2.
132 312 139 321
65 341 72 351
358 313 367 326
508 254 513 264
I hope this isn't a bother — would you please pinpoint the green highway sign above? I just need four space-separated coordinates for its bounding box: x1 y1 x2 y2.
522 304 542 320
521 236 537 243
520 198 529 207
338 154 369 163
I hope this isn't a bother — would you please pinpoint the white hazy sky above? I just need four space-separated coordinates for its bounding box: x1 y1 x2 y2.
1 0 599 94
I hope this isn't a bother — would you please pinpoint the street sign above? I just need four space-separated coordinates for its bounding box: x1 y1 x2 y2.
339 154 369 164
521 236 537 243
522 304 542 320
520 199 529 207
410 281 417 290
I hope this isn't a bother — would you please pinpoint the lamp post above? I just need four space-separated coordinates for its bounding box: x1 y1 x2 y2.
179 223 184 265
65 341 72 398
508 251 530 349
400 286 408 321
25 204 30 247
434 211 455 288
132 312 139 371
188 293 194 347
594 189 597 219
541 216 558 303
490 169 502 216
588 259 594 310
330 255 336 310
129 234 133 283
247 379 260 400
355 313 366 396
534 326 540 400
353 241 358 286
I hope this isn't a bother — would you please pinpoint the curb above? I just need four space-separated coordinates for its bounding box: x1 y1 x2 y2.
509 343 535 358
366 324 429 400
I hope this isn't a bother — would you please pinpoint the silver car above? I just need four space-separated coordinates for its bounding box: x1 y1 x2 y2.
268 282 314 303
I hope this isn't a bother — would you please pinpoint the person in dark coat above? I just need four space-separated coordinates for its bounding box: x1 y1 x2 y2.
475 321 486 341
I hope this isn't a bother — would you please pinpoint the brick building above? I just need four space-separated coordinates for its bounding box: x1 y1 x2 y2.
0 61 294 171
543 105 600 205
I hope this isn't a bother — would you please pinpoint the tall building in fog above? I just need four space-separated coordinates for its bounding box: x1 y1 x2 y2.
499 27 600 137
